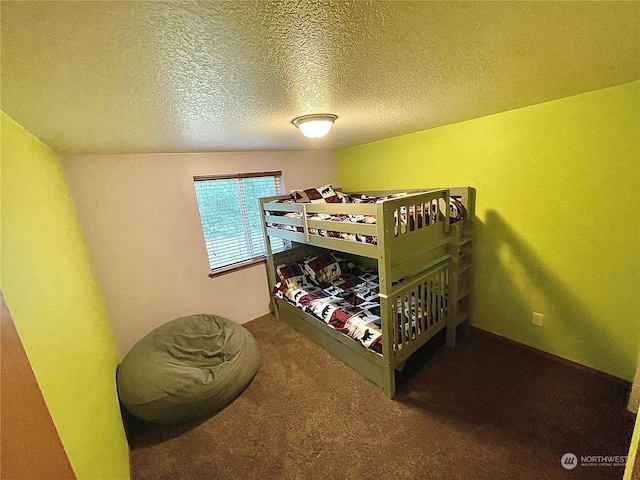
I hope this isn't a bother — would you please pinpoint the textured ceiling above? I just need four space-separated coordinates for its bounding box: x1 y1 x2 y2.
2 1 639 155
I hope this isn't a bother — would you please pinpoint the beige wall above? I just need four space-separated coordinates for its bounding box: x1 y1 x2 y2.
62 151 337 355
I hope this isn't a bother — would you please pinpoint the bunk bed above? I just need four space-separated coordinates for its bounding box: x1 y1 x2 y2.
259 185 475 398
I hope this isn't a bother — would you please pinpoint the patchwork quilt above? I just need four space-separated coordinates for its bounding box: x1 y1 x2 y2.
273 257 447 355
274 264 384 353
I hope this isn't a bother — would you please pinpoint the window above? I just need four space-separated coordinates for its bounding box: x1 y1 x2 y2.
194 171 286 276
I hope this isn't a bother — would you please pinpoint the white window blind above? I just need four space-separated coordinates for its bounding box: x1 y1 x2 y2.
194 171 285 275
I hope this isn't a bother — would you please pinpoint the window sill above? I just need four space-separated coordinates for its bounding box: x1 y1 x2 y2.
208 257 266 278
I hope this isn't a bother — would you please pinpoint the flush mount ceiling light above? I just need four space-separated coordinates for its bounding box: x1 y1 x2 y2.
291 114 337 139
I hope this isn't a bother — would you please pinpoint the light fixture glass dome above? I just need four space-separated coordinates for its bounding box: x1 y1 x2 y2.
292 114 337 139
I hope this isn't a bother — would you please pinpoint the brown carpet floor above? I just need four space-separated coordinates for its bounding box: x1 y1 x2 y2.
127 314 634 480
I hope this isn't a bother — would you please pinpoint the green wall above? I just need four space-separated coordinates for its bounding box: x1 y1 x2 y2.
338 81 640 380
1 112 130 479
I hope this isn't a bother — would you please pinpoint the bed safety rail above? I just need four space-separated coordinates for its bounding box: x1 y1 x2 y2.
379 257 450 369
260 189 452 264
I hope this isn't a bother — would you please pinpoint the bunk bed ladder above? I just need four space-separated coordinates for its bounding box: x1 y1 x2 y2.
446 192 475 347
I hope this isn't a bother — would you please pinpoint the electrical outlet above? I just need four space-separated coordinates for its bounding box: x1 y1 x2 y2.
532 312 544 327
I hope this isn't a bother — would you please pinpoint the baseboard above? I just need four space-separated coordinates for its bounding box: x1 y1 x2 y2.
248 313 275 324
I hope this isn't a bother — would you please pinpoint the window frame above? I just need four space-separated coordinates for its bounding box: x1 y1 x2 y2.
193 170 284 278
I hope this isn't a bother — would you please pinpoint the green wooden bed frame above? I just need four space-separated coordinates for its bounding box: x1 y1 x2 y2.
260 187 475 398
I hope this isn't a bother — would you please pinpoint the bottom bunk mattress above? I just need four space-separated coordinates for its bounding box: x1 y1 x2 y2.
273 254 447 355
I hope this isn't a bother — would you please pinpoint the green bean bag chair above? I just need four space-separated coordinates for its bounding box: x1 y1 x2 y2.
117 314 260 424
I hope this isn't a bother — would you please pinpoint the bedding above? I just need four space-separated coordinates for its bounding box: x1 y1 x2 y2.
303 253 344 284
274 263 384 353
291 184 346 204
273 261 446 355
276 263 312 289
